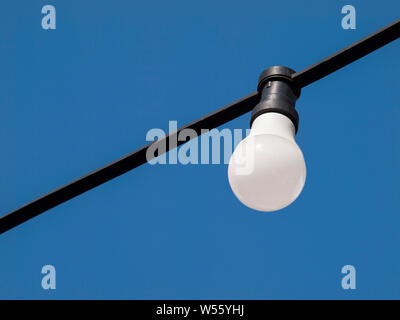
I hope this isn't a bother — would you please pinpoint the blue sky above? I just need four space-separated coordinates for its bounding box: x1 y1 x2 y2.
0 0 399 299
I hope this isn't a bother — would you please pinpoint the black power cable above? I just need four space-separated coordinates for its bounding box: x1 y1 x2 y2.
1 18 399 235
0 92 259 234
292 18 400 88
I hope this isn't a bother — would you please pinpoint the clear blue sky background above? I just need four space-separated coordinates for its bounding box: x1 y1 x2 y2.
0 0 399 299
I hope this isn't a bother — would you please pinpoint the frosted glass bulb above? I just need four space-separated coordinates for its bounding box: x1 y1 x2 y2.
228 112 306 212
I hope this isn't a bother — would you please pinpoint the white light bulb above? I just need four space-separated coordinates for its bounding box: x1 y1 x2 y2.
228 112 306 212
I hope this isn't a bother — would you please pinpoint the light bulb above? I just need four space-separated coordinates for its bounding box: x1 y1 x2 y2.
228 112 306 212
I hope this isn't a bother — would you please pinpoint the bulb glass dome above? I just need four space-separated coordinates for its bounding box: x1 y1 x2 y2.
228 112 306 212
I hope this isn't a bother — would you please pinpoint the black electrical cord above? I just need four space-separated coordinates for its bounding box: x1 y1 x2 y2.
292 18 400 88
0 92 259 234
1 18 399 235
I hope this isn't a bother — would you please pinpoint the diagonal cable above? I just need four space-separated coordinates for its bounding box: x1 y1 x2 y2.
1 18 400 234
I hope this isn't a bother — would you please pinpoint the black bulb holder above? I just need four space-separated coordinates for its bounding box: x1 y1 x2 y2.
250 66 301 133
